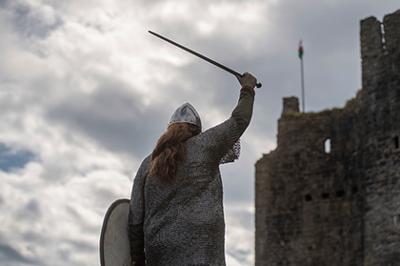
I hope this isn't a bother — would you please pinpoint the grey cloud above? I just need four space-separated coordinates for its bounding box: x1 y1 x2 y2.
57 247 71 262
65 239 97 253
21 230 47 245
65 204 100 234
222 170 254 203
225 207 254 264
16 199 42 220
0 243 36 265
226 249 251 265
55 238 97 263
3 0 63 39
65 205 102 235
47 77 168 159
65 204 82 220
226 206 254 232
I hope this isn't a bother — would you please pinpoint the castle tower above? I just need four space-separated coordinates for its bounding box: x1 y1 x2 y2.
359 10 400 265
255 10 400 266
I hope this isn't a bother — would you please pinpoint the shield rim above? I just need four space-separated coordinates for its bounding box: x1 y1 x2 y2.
99 198 131 266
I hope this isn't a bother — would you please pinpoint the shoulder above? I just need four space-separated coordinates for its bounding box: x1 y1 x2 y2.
133 155 151 180
142 154 151 165
139 155 152 172
189 118 235 145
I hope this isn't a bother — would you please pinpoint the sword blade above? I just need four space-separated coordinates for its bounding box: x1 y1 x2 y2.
148 30 242 77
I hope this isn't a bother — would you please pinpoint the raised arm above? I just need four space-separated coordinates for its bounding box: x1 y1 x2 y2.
199 73 257 162
128 156 150 266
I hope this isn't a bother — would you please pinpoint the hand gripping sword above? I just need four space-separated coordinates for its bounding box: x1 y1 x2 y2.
148 31 262 88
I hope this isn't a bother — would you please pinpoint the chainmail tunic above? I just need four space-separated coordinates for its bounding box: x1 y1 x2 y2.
129 89 255 266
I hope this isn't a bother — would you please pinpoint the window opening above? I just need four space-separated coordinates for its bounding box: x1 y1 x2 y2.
324 138 331 154
294 153 300 162
352 186 358 194
322 192 330 199
305 194 312 202
381 23 387 52
394 136 399 149
336 190 345 198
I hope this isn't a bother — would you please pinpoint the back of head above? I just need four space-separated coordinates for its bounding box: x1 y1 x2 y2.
149 122 200 181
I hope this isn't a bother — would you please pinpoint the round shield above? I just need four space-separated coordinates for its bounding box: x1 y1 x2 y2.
100 199 131 266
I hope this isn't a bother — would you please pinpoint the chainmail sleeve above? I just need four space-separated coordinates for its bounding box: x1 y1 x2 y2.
128 156 150 265
200 88 255 163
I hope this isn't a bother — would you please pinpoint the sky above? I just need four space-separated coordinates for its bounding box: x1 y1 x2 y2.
0 0 399 265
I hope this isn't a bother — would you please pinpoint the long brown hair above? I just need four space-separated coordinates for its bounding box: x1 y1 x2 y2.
149 122 200 181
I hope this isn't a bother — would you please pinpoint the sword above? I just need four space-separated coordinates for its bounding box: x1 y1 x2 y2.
148 30 262 88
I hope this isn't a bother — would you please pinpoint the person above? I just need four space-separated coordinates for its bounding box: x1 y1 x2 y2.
128 72 258 266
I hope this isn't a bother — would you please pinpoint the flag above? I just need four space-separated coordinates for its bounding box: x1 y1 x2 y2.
298 40 304 59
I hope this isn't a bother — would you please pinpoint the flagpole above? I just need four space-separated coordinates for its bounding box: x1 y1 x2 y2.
300 55 305 112
298 40 305 112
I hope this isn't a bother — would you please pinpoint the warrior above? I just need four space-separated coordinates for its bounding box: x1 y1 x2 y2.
127 72 258 266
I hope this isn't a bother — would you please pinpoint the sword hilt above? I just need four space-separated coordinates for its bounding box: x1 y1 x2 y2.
237 73 262 89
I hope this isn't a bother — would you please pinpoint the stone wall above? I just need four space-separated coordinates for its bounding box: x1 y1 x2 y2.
255 9 400 266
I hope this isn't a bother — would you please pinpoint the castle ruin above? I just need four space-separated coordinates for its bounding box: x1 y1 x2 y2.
255 10 400 266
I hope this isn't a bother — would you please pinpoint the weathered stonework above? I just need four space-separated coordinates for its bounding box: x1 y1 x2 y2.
256 10 400 266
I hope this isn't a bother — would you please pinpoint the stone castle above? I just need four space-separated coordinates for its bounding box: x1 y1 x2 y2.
255 10 400 266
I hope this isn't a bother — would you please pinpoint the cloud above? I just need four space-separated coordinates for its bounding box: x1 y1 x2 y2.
225 203 255 265
0 243 39 266
4 0 62 39
16 199 42 220
46 76 166 157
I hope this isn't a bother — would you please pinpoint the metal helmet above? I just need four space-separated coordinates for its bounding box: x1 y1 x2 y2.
168 102 202 131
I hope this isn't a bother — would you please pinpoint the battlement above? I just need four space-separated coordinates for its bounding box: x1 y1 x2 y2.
360 10 400 89
282 97 300 115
